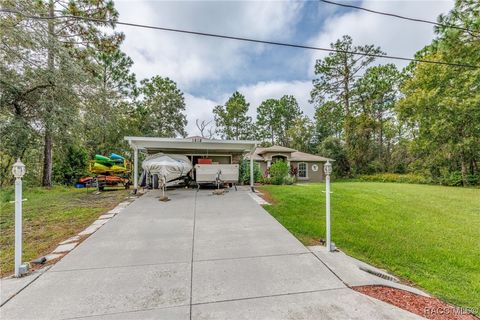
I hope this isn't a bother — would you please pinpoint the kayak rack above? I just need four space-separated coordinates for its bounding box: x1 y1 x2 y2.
88 160 132 191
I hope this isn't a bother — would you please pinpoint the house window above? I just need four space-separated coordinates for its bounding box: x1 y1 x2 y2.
298 162 307 178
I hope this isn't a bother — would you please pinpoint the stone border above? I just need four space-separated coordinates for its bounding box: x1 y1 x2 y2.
44 200 133 260
248 191 270 205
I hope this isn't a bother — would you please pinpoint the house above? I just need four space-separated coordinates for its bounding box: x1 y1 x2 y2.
124 137 333 191
125 136 259 191
247 146 333 182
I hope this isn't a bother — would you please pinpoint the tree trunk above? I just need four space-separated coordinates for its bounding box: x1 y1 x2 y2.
42 129 53 187
378 112 384 171
342 56 352 162
460 152 468 186
42 0 55 187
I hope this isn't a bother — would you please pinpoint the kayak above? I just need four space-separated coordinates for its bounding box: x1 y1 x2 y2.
94 155 114 166
97 175 128 183
91 154 127 173
111 164 127 173
110 153 124 161
79 176 93 183
92 162 110 172
95 154 110 162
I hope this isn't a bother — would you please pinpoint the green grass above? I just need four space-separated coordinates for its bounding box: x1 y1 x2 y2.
0 186 129 276
260 182 480 313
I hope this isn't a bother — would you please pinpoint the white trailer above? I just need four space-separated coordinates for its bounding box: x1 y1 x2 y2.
195 164 239 187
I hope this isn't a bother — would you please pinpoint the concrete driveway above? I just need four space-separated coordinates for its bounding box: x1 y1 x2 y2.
0 189 421 319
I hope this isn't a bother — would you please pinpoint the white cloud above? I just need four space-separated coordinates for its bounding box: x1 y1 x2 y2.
114 0 303 88
114 1 456 137
308 0 454 74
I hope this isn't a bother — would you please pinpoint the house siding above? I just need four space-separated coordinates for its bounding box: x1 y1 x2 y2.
258 161 268 176
254 160 325 182
290 161 324 182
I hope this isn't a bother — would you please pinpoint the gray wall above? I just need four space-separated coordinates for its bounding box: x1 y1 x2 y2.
291 161 324 182
255 161 325 182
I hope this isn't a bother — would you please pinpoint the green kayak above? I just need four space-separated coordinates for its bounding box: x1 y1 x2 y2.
95 155 110 162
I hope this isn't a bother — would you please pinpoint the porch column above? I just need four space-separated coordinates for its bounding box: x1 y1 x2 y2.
267 160 271 177
250 149 254 191
133 146 138 192
249 144 257 191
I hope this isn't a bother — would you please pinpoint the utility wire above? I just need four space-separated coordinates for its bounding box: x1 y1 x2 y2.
319 0 476 35
1 8 479 69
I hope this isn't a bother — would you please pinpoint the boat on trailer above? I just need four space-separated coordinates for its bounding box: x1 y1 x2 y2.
141 153 193 189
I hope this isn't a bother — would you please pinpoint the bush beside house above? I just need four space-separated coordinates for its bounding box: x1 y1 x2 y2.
239 159 262 185
268 160 290 185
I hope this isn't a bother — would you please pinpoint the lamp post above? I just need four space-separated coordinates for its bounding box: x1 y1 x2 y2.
12 159 26 277
324 160 333 252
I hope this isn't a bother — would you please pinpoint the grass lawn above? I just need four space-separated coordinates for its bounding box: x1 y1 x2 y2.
0 186 130 276
260 182 480 314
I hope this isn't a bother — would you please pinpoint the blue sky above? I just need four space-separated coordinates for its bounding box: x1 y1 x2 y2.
114 0 453 135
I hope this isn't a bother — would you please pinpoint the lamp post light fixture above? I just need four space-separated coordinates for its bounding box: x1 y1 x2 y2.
324 160 333 252
12 159 26 277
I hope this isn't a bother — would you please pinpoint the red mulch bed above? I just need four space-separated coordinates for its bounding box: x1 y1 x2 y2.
353 285 478 320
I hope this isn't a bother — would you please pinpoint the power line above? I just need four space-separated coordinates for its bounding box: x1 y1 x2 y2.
319 0 476 35
1 8 478 69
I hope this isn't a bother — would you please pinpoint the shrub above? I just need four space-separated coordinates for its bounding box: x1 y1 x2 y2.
438 172 463 186
436 172 480 186
260 176 272 184
358 172 480 187
269 160 289 185
53 145 88 185
239 159 262 184
467 173 480 186
358 173 430 184
271 176 284 185
283 175 296 185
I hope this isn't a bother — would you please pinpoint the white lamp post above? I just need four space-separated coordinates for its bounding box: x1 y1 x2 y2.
324 160 333 252
12 159 26 277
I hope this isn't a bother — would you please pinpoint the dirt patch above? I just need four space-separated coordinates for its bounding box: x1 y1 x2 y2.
306 238 326 246
256 188 276 205
353 285 478 320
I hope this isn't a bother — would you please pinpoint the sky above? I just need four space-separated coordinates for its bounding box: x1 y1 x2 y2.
113 0 454 136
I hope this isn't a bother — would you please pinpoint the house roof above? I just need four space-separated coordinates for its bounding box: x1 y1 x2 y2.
257 146 297 155
124 136 259 153
290 151 332 162
247 146 333 162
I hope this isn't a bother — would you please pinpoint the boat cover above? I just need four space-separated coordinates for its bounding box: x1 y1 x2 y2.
142 153 192 183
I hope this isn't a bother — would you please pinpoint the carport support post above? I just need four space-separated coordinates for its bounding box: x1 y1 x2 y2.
249 151 254 191
133 146 138 193
250 146 255 192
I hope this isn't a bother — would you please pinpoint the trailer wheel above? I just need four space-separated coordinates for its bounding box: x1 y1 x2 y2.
152 174 159 189
183 176 192 187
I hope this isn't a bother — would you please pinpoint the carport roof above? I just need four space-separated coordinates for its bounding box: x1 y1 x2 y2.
124 136 259 153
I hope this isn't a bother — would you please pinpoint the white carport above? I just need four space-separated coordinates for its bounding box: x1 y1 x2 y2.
124 136 259 191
